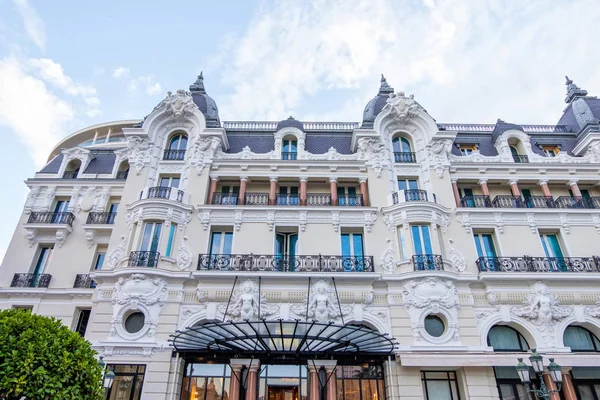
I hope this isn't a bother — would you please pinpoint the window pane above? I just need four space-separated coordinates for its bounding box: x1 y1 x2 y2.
210 233 222 254
482 234 497 258
401 138 411 152
398 180 407 191
141 223 153 251
94 253 105 270
412 226 423 255
392 137 400 152
421 226 433 254
564 326 596 351
499 384 517 400
577 384 595 400
488 326 526 351
408 180 419 190
425 380 452 400
546 235 564 258
343 380 360 400
474 234 484 258
341 234 351 257
353 234 363 257
223 233 233 255
166 224 176 257
361 380 377 400
150 223 162 252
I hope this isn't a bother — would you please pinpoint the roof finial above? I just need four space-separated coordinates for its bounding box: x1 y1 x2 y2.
378 74 394 95
564 75 587 103
190 71 206 94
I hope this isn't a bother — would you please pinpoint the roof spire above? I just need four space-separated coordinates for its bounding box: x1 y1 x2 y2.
378 74 394 95
565 75 587 103
190 71 206 94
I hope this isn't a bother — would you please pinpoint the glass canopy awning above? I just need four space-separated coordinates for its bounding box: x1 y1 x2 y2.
170 320 398 360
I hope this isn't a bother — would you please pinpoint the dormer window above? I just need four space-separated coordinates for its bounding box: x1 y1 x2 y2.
62 160 81 179
282 138 297 160
392 137 415 163
459 145 477 156
542 146 559 157
164 133 188 160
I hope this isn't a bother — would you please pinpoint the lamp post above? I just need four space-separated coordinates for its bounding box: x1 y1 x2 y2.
515 349 562 400
99 356 115 398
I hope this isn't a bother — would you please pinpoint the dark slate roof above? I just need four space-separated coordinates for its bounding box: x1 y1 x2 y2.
189 72 221 128
557 97 600 133
362 75 394 128
491 120 525 144
277 117 303 131
83 151 116 174
226 133 275 153
39 154 64 173
305 133 353 154
451 135 499 156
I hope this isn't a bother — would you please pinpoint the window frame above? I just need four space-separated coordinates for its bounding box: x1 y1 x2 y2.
487 325 530 352
459 145 477 156
564 326 600 352
168 133 188 151
421 371 461 400
542 146 560 157
74 308 91 337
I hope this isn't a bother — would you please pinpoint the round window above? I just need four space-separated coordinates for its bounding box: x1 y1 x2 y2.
124 312 145 334
424 315 445 337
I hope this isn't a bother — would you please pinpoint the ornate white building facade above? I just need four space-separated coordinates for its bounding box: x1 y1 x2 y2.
1 74 600 400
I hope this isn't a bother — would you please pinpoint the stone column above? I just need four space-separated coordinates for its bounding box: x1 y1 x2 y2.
208 175 219 205
569 180 582 197
359 178 369 206
509 179 521 197
451 179 461 207
325 368 337 400
329 177 338 206
543 373 560 400
479 179 490 196
238 176 248 205
300 176 308 206
245 363 260 400
229 364 242 400
269 177 278 206
561 372 578 400
538 180 552 197
308 360 337 400
309 371 320 400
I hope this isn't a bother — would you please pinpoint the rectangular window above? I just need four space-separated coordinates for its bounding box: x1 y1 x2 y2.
53 200 70 213
159 176 180 188
278 186 299 205
282 139 298 160
219 185 239 205
474 233 497 258
421 371 460 400
106 364 146 400
458 188 475 207
338 187 358 206
411 225 433 255
275 231 298 271
140 222 163 253
93 252 106 270
341 232 364 272
459 145 477 156
542 146 559 157
398 179 419 191
74 309 91 337
165 224 177 257
209 231 233 255
539 233 564 258
494 367 530 400
32 246 53 276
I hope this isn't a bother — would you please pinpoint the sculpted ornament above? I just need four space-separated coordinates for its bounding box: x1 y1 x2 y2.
107 235 128 269
585 300 600 318
112 274 168 308
511 282 571 347
293 279 351 323
426 139 453 178
190 136 221 173
384 92 422 123
221 279 276 321
126 136 153 175
176 237 192 270
356 137 386 178
24 186 40 214
380 238 397 273
447 239 467 273
163 90 196 122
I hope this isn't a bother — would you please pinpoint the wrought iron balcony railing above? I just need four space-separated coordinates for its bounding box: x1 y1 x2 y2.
306 193 331 206
338 194 364 207
62 170 79 179
405 189 428 202
128 251 160 267
412 254 444 271
116 170 129 179
212 192 239 205
163 149 186 160
11 273 52 288
197 254 374 272
28 212 75 227
86 212 116 224
73 274 96 288
281 152 297 160
244 192 269 206
512 155 529 163
521 196 556 208
394 152 416 163
555 196 593 209
460 195 492 208
476 256 600 273
145 186 184 202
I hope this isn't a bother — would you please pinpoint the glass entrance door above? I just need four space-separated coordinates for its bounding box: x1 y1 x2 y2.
275 233 298 271
268 386 299 400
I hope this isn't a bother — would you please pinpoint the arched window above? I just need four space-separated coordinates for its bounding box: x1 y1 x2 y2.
487 325 529 352
62 159 81 179
282 136 297 160
392 137 414 163
117 161 129 179
564 326 600 352
164 134 188 160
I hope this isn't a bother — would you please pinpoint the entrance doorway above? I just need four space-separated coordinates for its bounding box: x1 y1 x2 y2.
268 386 299 400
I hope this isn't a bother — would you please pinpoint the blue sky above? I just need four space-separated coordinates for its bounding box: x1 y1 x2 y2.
0 0 600 261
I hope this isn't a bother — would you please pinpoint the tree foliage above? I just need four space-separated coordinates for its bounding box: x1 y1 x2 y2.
0 309 103 400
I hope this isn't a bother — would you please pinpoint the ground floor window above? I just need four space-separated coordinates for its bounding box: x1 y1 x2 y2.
336 365 385 400
572 367 600 400
181 364 231 400
106 364 146 400
259 364 308 400
421 371 460 400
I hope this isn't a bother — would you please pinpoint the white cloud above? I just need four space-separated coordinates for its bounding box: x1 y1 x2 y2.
126 75 162 97
113 67 130 78
12 0 45 50
214 0 600 124
0 57 74 165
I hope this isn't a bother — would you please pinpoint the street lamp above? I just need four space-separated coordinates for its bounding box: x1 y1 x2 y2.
99 356 115 398
515 349 562 400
